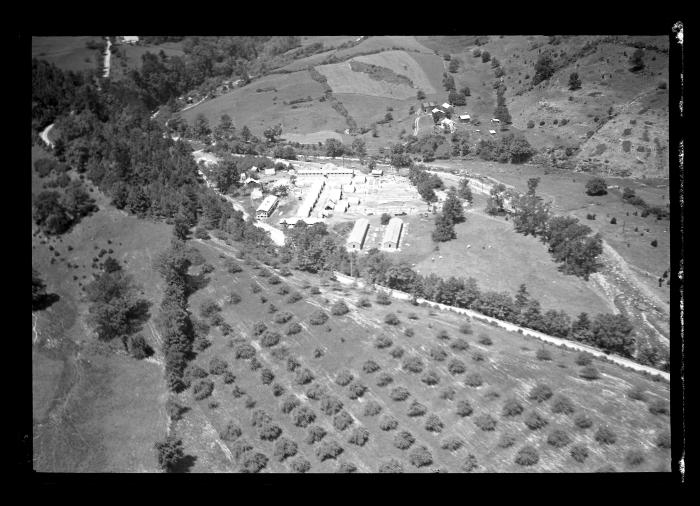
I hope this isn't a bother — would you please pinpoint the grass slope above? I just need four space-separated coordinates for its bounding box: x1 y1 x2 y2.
32 36 102 72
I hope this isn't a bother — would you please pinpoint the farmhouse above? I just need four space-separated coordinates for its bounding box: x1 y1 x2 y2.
382 217 403 250
459 114 471 122
439 118 456 133
422 101 437 112
347 218 370 251
371 168 384 177
491 118 501 124
256 195 279 219
120 36 139 45
441 103 453 112
264 168 276 176
431 108 446 122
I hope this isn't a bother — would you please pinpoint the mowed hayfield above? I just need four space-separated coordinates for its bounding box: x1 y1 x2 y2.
316 62 416 99
173 237 670 473
392 204 614 318
32 36 102 72
32 145 172 472
354 50 440 95
179 70 348 139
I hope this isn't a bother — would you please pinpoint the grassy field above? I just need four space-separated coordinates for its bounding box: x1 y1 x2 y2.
172 237 671 472
109 41 185 81
354 51 439 94
32 144 173 472
316 62 416 99
32 36 101 72
179 70 348 139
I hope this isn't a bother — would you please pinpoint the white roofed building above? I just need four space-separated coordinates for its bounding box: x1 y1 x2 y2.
256 195 279 219
347 218 370 251
459 114 471 122
381 217 403 250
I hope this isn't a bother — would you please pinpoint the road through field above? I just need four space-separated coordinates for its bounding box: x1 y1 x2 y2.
102 37 111 78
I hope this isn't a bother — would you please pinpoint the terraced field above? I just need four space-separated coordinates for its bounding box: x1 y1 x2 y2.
170 236 671 473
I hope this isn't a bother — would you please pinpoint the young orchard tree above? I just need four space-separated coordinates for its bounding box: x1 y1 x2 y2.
458 178 473 203
351 138 367 158
432 212 456 242
629 49 645 72
263 124 283 144
568 72 582 90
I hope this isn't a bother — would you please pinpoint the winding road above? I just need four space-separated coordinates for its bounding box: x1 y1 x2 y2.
40 123 54 149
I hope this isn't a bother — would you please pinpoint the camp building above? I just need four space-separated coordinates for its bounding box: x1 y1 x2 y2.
347 218 370 251
256 195 279 219
382 217 403 249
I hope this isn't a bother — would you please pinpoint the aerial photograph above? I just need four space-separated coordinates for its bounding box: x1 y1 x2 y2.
31 33 679 474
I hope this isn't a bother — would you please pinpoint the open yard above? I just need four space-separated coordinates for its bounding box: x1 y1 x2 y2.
169 236 671 472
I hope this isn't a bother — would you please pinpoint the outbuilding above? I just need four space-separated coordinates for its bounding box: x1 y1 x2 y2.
382 217 403 250
347 218 370 251
459 114 471 122
256 195 279 219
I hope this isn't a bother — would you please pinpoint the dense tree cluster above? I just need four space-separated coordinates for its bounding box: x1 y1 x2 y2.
477 134 534 164
407 164 444 203
33 180 97 235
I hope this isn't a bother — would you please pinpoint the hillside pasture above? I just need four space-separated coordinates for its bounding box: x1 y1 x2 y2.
332 36 434 60
176 236 670 472
179 71 348 138
354 51 439 95
32 36 101 72
110 41 185 81
316 62 416 100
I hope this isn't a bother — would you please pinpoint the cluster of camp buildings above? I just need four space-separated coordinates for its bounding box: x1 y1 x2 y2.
423 100 503 135
347 216 404 252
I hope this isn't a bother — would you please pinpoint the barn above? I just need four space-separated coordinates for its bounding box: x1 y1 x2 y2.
256 195 279 219
347 218 370 251
382 217 403 250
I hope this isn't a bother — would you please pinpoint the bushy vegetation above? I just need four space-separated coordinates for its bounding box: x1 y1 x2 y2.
402 356 424 373
362 360 381 374
308 309 329 325
376 373 394 387
347 427 370 447
448 359 466 375
331 300 350 316
648 399 670 416
551 395 576 415
363 400 383 417
547 429 572 448
421 371 441 386
378 459 404 473
474 413 497 431
347 380 367 399
579 365 600 380
379 415 399 431
305 425 327 445
464 373 483 387
390 387 411 402
570 444 589 463
333 410 355 431
529 384 554 403
291 405 316 428
451 338 470 351
220 421 242 441
407 401 428 417
595 426 617 445
456 400 474 417
375 335 393 349
502 398 524 417
408 446 433 468
514 445 539 466
384 313 400 325
335 370 354 386
193 379 215 400
524 410 548 430
316 440 344 462
295 367 315 385
393 430 415 450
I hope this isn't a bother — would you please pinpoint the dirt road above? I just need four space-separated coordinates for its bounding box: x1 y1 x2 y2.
102 37 111 78
40 123 55 148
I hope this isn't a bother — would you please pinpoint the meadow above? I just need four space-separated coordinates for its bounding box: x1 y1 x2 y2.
32 36 101 72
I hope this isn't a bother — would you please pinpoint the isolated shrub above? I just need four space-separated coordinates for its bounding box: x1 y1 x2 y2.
286 456 310 473
379 415 399 431
390 346 405 359
375 335 393 349
308 309 328 325
573 412 593 429
347 380 367 399
331 300 350 316
579 365 600 380
502 398 524 417
260 330 281 348
454 399 474 418
529 384 554 402
286 357 301 372
649 399 670 416
276 285 289 296
527 120 535 129
305 425 327 445
524 410 548 430
316 440 344 461
656 430 671 449
409 446 433 468
252 321 267 337
286 292 303 304
363 401 383 417
390 387 411 402
595 426 617 445
436 329 450 340
457 322 473 335
199 299 221 318
220 422 242 441
407 400 428 417
231 385 246 398
625 449 645 468
295 367 314 385
439 387 456 401
536 348 552 361
244 395 256 408
430 347 448 362
362 360 381 374
267 275 281 285
393 430 416 450
551 395 575 415
375 292 391 305
286 322 302 335
335 370 354 386
465 373 483 387
404 328 415 337
425 414 444 433
128 334 152 359
357 296 371 307
259 422 282 441
451 338 470 351
305 383 326 401
249 357 262 371
260 368 275 385
515 446 539 466
272 383 285 397
478 333 493 345
627 385 648 401
320 395 344 416
448 359 466 375
440 436 464 452
497 433 516 448
166 398 189 422
472 351 485 362
292 406 316 428
185 364 209 382
273 311 293 324
569 444 589 463
422 370 442 386
384 313 400 325
240 451 268 473
281 395 300 414
378 459 404 473
336 461 358 473
474 413 497 431
547 429 572 448
309 286 321 295
376 373 393 387
408 312 419 320
575 352 594 366
403 356 424 373
193 379 215 400
348 427 370 446
231 439 253 461
333 410 354 431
